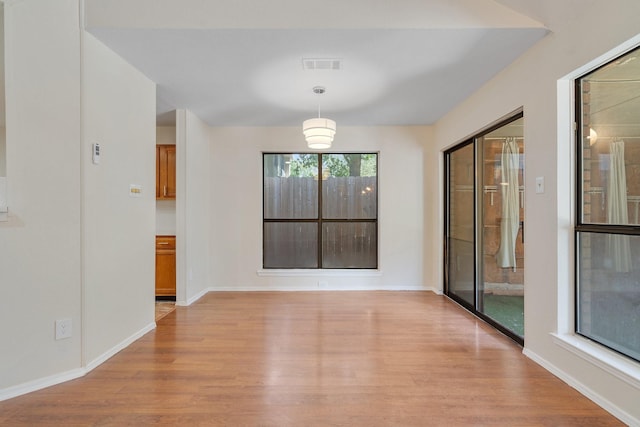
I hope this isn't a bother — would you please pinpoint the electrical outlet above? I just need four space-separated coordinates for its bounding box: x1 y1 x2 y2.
55 318 72 340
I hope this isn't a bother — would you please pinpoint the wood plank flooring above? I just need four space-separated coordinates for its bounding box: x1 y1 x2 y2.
0 292 622 426
155 301 176 322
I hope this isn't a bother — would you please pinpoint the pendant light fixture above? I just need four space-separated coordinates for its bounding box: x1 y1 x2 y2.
303 86 336 149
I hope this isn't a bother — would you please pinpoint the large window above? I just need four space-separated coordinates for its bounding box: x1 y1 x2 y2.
576 46 640 362
263 153 378 269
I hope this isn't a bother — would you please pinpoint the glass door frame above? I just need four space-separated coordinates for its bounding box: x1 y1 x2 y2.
443 111 525 346
443 138 477 310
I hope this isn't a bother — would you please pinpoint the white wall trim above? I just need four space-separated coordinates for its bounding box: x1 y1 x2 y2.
175 109 187 305
209 285 433 292
551 333 640 389
523 346 638 426
176 286 210 306
0 368 86 402
85 322 156 372
555 34 640 338
256 269 383 277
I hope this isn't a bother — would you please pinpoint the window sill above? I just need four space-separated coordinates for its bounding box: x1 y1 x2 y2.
257 269 383 277
551 333 640 389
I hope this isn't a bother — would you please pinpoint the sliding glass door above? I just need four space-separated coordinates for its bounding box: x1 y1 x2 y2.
445 114 525 344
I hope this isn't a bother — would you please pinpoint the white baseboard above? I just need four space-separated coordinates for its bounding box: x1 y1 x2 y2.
180 286 442 301
208 284 434 292
176 286 211 306
523 348 638 426
85 322 156 372
0 322 156 402
0 368 85 402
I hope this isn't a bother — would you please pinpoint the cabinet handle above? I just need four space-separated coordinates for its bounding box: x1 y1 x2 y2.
158 242 170 245
163 185 167 197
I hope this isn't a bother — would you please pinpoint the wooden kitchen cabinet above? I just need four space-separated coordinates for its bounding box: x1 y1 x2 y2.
156 145 176 199
155 235 176 297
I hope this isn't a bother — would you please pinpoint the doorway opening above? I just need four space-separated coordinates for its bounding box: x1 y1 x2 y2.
155 112 177 321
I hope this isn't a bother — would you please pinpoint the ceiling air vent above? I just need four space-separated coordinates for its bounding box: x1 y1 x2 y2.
302 58 342 71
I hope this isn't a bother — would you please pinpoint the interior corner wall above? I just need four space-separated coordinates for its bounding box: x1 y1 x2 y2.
423 129 443 293
175 110 210 304
431 0 640 422
0 0 83 391
207 126 431 291
81 31 156 364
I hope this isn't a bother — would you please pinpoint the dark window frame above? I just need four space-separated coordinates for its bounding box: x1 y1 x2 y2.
574 45 640 363
262 152 378 269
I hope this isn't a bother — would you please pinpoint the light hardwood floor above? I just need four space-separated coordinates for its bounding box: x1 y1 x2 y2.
155 301 176 322
0 292 622 426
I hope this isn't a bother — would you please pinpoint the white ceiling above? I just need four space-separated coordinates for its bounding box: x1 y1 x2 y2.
84 0 549 127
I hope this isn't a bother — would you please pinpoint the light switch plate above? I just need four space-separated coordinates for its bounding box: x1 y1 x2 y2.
535 176 544 194
92 143 101 165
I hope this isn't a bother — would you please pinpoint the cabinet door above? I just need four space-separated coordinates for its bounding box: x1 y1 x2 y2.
155 236 176 296
156 145 176 200
156 146 163 198
165 146 176 198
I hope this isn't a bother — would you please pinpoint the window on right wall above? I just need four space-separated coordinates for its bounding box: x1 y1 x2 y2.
576 45 640 363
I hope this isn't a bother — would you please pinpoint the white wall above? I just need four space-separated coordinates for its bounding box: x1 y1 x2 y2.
0 3 4 131
81 32 156 366
0 129 6 176
156 125 176 235
431 0 640 423
208 126 430 291
0 0 83 390
156 201 176 235
0 5 5 177
176 110 211 304
0 0 156 399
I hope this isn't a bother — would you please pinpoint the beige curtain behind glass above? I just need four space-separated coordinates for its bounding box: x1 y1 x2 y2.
496 137 520 271
606 139 632 272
